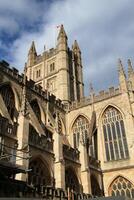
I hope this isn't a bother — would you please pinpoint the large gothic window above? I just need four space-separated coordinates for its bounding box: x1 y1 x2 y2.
102 106 129 161
109 176 134 198
28 158 51 187
30 100 41 123
0 85 15 120
72 115 89 148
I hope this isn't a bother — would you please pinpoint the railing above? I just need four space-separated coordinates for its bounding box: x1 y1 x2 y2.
29 131 53 153
41 186 92 200
0 115 17 138
63 144 80 163
69 87 121 110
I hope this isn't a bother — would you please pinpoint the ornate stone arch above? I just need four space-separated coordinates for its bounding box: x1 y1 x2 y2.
71 114 90 148
28 155 54 187
108 175 134 198
107 173 134 192
30 99 42 123
0 82 20 110
65 166 81 193
0 83 17 120
98 103 125 127
70 113 90 133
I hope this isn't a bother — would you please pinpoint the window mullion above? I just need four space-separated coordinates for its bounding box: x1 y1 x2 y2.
110 123 116 160
106 124 111 161
118 120 126 158
114 121 121 159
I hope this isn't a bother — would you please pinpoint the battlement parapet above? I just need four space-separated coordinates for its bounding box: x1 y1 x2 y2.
43 48 57 59
32 48 57 65
0 60 23 83
26 80 65 110
0 60 65 111
70 86 121 110
34 54 43 65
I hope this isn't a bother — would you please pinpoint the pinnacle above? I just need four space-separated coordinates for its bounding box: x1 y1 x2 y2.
89 82 94 94
128 59 133 71
29 41 37 54
128 59 133 77
118 58 126 77
118 58 123 71
72 40 81 52
57 24 67 40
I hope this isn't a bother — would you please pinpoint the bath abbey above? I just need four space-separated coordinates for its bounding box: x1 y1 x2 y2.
0 25 134 199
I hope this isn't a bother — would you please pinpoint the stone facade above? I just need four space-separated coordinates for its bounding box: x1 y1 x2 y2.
0 25 134 198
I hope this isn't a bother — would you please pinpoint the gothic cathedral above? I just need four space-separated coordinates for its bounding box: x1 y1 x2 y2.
0 25 134 198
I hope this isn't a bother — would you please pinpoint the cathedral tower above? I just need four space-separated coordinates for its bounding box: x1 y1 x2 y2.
26 25 84 103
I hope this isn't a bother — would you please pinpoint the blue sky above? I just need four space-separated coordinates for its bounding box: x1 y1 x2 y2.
0 0 134 95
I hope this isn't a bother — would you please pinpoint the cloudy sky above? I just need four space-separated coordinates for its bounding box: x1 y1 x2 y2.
0 0 134 95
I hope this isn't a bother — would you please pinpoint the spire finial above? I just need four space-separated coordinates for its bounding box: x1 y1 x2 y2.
89 82 94 94
128 59 134 78
128 59 133 70
118 58 123 69
72 40 81 52
57 24 67 40
89 82 94 111
28 41 37 55
118 58 125 76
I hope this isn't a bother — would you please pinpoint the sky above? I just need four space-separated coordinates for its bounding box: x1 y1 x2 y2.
0 0 134 96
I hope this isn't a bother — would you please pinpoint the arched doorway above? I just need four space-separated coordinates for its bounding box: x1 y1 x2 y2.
65 167 80 193
28 158 51 187
91 175 102 196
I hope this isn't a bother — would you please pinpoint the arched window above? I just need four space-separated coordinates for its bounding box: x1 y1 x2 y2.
28 158 51 187
0 85 15 120
102 106 129 161
109 176 134 198
30 100 41 123
72 115 89 148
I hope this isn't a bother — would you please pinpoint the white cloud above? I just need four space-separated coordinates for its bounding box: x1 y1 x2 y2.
1 0 134 95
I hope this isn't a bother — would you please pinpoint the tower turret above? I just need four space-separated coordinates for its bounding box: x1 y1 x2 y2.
56 25 70 102
27 41 37 66
57 24 68 52
72 40 84 100
72 40 81 54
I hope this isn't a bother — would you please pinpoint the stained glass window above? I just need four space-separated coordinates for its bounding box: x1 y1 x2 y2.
102 106 129 161
109 176 134 198
72 116 89 148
